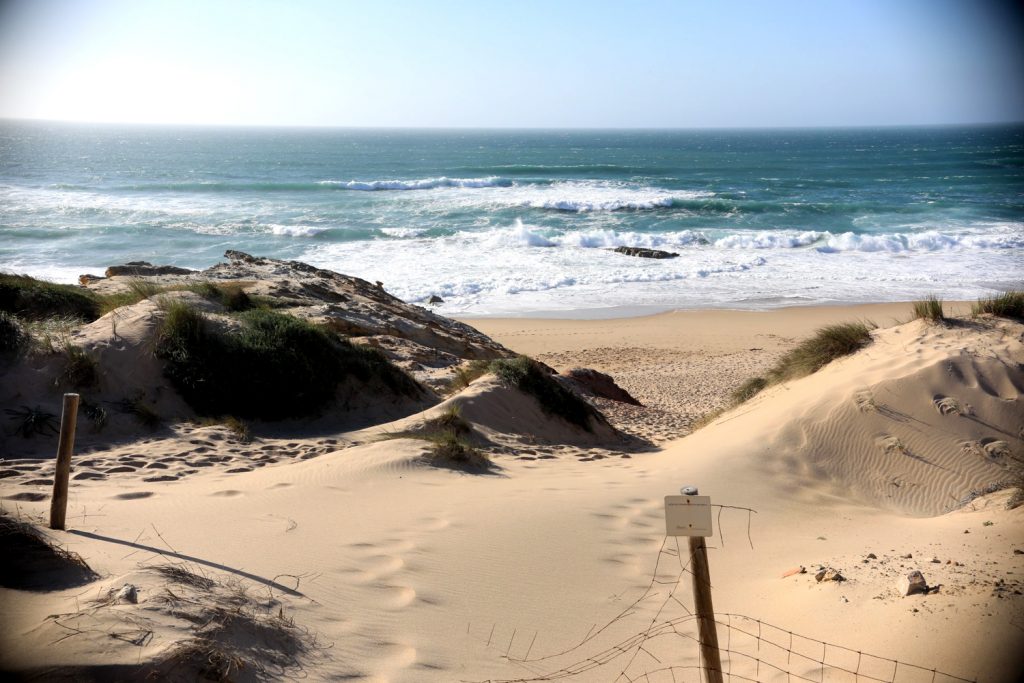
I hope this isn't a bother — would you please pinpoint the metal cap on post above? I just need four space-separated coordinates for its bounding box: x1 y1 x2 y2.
681 485 699 496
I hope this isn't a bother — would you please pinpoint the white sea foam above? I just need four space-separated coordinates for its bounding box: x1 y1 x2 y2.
318 176 511 191
482 219 556 247
715 231 825 249
380 227 429 238
818 227 1024 253
269 224 330 237
394 179 716 213
296 216 1024 316
518 184 713 213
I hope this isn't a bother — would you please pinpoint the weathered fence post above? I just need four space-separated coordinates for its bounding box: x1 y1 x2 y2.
665 485 723 683
49 393 80 530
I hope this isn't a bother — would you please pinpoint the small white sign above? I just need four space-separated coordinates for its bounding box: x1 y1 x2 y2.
664 495 713 537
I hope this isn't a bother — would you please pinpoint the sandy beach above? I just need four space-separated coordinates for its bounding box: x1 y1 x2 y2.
1 263 1021 682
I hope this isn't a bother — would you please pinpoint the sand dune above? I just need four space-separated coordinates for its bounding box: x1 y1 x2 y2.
2 303 1022 682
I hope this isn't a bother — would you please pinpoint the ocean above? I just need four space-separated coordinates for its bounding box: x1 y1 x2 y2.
1 121 1021 316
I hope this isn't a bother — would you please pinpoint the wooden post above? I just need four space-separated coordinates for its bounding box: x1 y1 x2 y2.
689 535 724 683
49 393 80 530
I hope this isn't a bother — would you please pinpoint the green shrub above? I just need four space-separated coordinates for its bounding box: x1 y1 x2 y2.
58 339 99 388
489 356 600 431
425 431 491 470
189 281 255 312
156 305 419 420
0 311 27 356
431 404 471 437
972 290 1024 320
911 295 945 322
0 274 99 321
766 322 874 383
449 360 491 392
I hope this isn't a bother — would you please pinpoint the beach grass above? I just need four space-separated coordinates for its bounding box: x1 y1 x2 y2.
489 356 600 431
730 376 768 404
157 303 419 420
0 513 97 589
97 279 164 314
0 311 27 356
188 281 256 312
766 321 875 384
386 405 491 470
0 273 100 321
57 338 99 388
911 295 945 322
972 290 1024 320
722 321 875 410
424 431 490 470
449 360 492 392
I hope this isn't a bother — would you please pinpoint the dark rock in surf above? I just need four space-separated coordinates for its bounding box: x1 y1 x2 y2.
105 261 195 277
613 247 679 259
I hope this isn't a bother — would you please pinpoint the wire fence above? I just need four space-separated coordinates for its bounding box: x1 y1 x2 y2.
471 506 977 683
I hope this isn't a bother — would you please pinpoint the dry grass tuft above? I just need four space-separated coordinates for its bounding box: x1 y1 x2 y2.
911 295 945 322
390 405 493 471
448 360 491 392
148 571 312 681
0 513 97 589
972 290 1024 320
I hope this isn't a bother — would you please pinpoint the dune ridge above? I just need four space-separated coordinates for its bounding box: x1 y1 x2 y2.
1 257 1022 681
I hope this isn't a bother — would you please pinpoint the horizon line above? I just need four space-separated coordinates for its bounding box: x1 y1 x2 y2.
3 116 1023 132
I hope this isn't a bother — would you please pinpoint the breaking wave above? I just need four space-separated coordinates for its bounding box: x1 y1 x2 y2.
318 176 513 191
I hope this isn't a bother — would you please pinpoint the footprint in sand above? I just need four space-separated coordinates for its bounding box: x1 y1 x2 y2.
73 471 107 481
105 466 136 474
22 478 53 486
226 467 254 474
376 584 417 609
4 492 47 501
0 470 20 479
877 434 909 457
932 395 964 416
144 475 179 483
982 439 1011 460
144 462 169 469
418 518 451 532
211 490 244 497
113 491 154 500
852 389 875 410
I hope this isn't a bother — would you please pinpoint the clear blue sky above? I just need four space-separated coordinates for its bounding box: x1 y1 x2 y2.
0 0 1021 127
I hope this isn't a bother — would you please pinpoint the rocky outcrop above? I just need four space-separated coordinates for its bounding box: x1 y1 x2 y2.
562 368 642 406
613 247 679 259
83 251 512 390
105 261 195 277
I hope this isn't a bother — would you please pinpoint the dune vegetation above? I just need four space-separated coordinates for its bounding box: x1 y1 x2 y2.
156 302 420 420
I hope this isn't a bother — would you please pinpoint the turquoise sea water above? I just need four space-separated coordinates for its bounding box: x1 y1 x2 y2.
1 121 1021 315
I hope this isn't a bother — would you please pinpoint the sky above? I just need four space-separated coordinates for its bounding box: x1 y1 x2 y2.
0 0 1021 128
